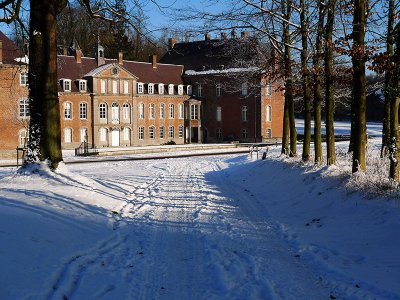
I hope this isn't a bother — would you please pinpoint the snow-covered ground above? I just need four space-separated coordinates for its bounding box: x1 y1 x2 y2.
0 137 399 300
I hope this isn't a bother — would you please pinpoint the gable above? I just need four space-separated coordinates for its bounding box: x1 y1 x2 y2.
84 63 138 80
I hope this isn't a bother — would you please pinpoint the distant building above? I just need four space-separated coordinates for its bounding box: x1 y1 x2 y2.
0 31 284 158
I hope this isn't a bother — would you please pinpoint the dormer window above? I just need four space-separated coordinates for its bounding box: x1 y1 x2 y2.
168 84 174 95
138 82 144 94
241 82 248 96
78 80 87 92
63 79 72 92
158 84 164 94
178 85 184 95
148 83 154 94
187 85 192 95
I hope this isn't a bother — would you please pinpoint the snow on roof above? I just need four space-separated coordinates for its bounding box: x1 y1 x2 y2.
185 67 259 76
84 63 115 77
14 55 29 64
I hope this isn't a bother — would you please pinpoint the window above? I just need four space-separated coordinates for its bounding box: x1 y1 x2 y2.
149 126 155 139
266 105 272 122
123 103 130 120
241 82 248 96
169 125 175 138
123 128 131 140
20 72 28 86
197 84 203 97
149 103 155 119
112 80 118 94
19 129 28 147
64 102 72 119
216 106 222 122
101 80 106 93
112 103 119 123
179 103 184 119
266 84 272 96
216 128 222 139
80 128 88 143
159 126 165 139
169 104 175 119
19 98 29 118
242 128 248 139
266 128 272 138
187 85 192 95
100 128 107 142
63 79 71 92
64 128 72 143
178 125 184 138
159 103 165 119
190 104 198 120
138 103 144 119
79 80 87 92
123 80 129 94
159 84 164 94
99 103 107 119
216 84 222 96
168 84 174 95
178 85 184 95
79 102 87 119
148 84 154 94
241 106 248 122
138 83 144 94
138 126 145 140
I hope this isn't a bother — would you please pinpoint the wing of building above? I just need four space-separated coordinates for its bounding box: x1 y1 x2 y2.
0 31 283 158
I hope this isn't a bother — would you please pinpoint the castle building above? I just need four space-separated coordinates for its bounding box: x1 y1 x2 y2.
0 31 284 158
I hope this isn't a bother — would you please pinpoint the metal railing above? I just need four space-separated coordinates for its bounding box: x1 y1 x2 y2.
75 142 99 156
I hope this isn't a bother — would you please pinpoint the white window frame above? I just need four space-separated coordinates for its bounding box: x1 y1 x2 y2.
149 126 155 139
64 128 72 143
190 104 198 120
148 83 154 94
79 102 87 119
178 85 184 95
178 125 184 138
168 84 174 95
169 103 175 119
266 128 272 138
99 103 107 119
149 103 155 119
266 105 272 122
159 126 165 139
100 79 106 94
19 129 28 147
138 126 145 140
123 80 129 94
216 106 222 122
79 80 87 92
216 84 222 96
241 106 248 122
138 82 144 94
187 85 192 95
20 72 28 86
241 82 248 96
139 103 145 119
159 103 165 119
123 103 130 120
112 80 118 94
158 84 164 94
19 98 29 118
179 103 184 119
169 125 175 139
100 128 107 142
63 79 72 92
64 102 72 119
198 84 203 97
111 103 119 123
123 127 131 140
80 128 88 143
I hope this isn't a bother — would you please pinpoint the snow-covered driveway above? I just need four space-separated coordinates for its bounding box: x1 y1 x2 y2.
1 152 399 299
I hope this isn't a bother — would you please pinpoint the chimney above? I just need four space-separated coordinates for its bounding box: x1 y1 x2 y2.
0 40 3 64
221 32 227 41
149 54 157 69
75 49 82 63
118 51 123 65
168 38 177 50
241 31 250 39
205 33 211 41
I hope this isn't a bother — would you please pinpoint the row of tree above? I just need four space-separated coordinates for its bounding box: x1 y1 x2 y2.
175 0 400 181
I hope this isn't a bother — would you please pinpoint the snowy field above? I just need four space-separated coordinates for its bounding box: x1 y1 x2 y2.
0 137 400 300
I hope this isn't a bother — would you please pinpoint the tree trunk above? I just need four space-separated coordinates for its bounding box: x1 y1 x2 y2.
282 95 290 155
389 24 400 181
324 0 336 166
301 0 311 162
313 1 325 164
351 0 367 173
25 0 67 170
382 0 395 158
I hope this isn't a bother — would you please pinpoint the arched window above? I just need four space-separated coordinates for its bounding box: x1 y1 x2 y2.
123 103 130 120
149 103 155 119
138 103 145 119
266 128 272 138
241 82 248 96
99 103 107 119
169 125 175 138
178 125 184 138
266 105 272 122
216 106 222 122
241 106 248 122
80 102 87 119
64 102 72 119
159 126 165 139
112 103 119 123
149 126 155 139
216 83 222 96
169 104 175 119
179 103 184 119
123 127 131 141
159 103 165 119
64 128 72 143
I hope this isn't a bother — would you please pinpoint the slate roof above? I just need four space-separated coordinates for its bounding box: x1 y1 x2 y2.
0 31 23 64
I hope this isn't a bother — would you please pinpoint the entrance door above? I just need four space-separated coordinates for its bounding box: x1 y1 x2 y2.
191 127 198 143
111 129 120 146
